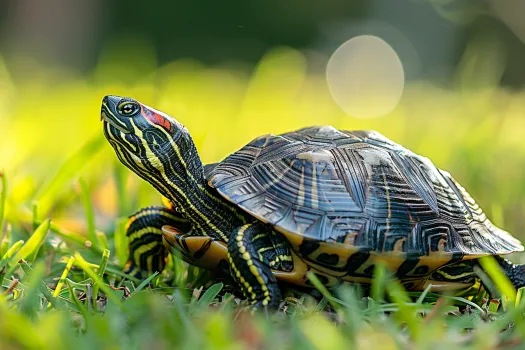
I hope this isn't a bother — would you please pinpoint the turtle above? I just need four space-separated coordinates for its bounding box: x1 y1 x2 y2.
101 95 525 309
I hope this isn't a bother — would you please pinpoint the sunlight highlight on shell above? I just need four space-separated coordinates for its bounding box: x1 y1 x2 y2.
326 35 405 118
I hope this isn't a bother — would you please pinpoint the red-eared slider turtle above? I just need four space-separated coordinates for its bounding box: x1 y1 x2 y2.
101 95 525 309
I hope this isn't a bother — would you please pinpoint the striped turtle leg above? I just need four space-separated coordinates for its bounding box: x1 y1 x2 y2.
228 222 292 309
124 205 191 278
435 258 525 297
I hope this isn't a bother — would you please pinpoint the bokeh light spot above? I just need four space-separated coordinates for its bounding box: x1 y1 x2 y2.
326 35 405 118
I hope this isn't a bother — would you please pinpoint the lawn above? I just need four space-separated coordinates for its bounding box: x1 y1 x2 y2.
1 46 525 349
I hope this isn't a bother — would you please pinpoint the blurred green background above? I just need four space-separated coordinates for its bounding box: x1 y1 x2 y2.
2 1 525 348
1 0 525 249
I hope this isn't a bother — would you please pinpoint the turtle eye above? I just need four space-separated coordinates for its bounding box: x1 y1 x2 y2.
117 101 140 117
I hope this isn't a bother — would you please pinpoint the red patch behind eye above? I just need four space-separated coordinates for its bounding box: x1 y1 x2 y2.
142 106 172 132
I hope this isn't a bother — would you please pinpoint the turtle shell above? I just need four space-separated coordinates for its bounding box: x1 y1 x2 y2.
207 126 523 259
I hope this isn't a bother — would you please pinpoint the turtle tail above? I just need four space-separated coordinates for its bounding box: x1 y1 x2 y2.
495 256 525 290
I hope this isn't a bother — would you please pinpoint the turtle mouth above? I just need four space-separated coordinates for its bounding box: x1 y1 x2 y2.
101 109 131 134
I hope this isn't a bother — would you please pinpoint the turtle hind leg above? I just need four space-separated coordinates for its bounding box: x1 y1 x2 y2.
495 256 525 289
125 206 191 278
228 222 283 309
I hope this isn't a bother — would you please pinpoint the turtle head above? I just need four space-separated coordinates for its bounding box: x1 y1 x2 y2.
101 95 203 190
101 95 186 155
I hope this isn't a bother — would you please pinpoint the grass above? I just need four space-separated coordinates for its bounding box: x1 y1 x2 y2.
2 44 525 349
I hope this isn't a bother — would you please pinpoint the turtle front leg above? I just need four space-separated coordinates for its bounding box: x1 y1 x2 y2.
125 206 191 278
228 222 285 309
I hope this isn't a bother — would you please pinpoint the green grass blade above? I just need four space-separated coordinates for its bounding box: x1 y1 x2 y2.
478 256 516 304
306 271 341 311
171 248 188 290
96 231 108 252
443 295 485 314
12 219 51 264
0 223 11 259
97 250 110 278
114 163 130 217
42 221 103 255
1 240 24 261
105 266 141 284
220 292 235 313
415 284 433 304
52 256 76 299
316 297 329 311
0 170 6 236
196 282 223 309
33 135 105 218
31 202 38 231
386 278 422 342
19 261 58 310
114 217 128 266
514 288 525 307
17 262 46 319
371 263 388 303
92 249 110 300
131 272 159 296
65 279 88 329
78 179 97 245
73 252 124 308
